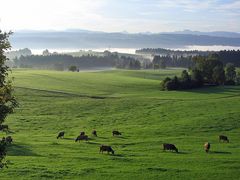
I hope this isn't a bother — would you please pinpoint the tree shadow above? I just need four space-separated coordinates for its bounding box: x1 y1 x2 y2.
87 141 101 145
177 151 189 154
211 151 232 154
62 137 75 140
183 86 240 95
97 136 108 139
7 143 40 156
113 136 127 139
112 154 125 157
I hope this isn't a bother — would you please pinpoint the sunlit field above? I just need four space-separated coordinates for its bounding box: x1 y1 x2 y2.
1 69 240 179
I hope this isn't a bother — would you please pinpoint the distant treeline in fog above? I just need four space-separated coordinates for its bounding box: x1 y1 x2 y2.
10 48 240 70
137 49 240 67
13 53 142 70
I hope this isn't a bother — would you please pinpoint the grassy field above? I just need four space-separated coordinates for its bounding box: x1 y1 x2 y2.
1 68 240 179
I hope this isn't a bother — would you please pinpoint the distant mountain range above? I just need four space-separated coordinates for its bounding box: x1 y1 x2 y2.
163 30 240 38
9 30 240 49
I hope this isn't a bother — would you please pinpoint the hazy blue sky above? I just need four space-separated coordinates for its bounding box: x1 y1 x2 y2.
0 0 239 32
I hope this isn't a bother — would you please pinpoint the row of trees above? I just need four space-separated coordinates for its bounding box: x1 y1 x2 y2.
13 53 143 71
116 56 141 70
160 55 240 90
136 48 209 56
142 49 240 68
12 49 240 71
14 54 117 70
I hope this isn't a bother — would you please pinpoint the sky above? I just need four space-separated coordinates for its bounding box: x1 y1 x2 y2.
0 0 240 33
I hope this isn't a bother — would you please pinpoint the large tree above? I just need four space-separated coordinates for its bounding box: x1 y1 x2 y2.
0 31 18 168
225 63 236 83
212 65 225 85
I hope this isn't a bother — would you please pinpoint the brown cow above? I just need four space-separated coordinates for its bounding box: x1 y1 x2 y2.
204 142 211 153
112 130 121 136
92 130 97 137
219 135 229 143
99 145 114 155
163 143 178 153
57 131 65 139
75 135 88 142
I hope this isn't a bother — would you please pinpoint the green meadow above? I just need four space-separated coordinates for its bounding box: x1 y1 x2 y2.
1 68 240 179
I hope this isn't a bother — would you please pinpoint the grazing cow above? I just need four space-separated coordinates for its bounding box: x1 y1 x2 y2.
6 136 13 144
75 135 89 142
80 132 85 136
92 130 97 137
219 135 229 143
163 143 178 153
57 131 65 139
112 130 121 136
204 142 211 153
99 145 114 155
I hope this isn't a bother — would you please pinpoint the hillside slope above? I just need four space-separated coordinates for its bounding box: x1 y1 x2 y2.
1 69 240 179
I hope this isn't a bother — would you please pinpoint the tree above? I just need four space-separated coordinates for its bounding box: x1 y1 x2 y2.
191 68 203 87
194 55 223 83
160 77 171 90
159 59 166 69
212 65 225 85
236 69 240 85
68 65 78 72
225 63 236 84
42 49 50 56
152 55 160 69
0 30 18 168
181 70 190 82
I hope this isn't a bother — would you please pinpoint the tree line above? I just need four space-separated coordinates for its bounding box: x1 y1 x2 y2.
136 48 210 56
13 53 142 71
12 48 240 71
160 54 240 91
138 48 240 68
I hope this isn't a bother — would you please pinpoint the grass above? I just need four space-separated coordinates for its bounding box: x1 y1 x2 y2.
1 68 240 179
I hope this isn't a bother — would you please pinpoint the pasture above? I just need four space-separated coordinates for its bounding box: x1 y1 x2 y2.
1 68 240 179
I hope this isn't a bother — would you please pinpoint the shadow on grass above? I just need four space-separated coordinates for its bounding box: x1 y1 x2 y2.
62 137 75 140
211 151 232 154
183 86 240 95
112 154 125 157
7 143 40 156
87 141 101 145
97 136 108 139
177 151 189 154
113 136 127 139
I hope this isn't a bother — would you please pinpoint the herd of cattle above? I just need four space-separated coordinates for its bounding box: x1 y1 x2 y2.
0 123 231 155
56 130 121 154
56 130 230 155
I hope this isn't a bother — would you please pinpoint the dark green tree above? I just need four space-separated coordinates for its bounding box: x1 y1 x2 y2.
181 70 190 82
191 68 203 87
69 65 78 72
0 30 18 168
236 69 240 85
159 59 166 69
212 65 225 85
225 63 236 84
194 55 223 83
152 55 160 69
160 77 171 90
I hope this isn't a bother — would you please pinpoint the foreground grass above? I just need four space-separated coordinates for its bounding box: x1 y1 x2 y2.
0 69 240 179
